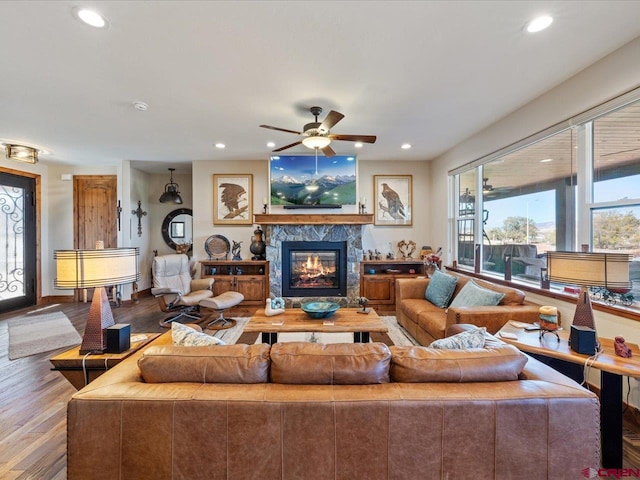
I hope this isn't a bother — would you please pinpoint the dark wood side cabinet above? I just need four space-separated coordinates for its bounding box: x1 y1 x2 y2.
360 259 425 312
200 260 269 306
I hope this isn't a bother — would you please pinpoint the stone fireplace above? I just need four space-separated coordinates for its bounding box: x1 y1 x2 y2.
258 214 372 307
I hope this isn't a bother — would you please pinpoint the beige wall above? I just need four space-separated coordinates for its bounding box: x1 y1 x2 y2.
190 159 431 265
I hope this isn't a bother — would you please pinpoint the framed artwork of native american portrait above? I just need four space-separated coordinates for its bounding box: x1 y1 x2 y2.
213 174 253 225
373 174 412 226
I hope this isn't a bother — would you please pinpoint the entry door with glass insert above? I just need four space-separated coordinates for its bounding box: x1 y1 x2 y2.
0 172 36 313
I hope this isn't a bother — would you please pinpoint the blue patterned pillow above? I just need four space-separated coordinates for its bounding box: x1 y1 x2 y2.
172 322 226 346
448 280 505 308
429 327 486 349
425 270 458 308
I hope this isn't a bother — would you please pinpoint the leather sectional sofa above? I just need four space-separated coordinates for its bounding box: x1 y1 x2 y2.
67 330 598 479
396 271 546 345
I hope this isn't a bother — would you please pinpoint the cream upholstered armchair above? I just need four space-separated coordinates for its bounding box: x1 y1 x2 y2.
151 254 214 327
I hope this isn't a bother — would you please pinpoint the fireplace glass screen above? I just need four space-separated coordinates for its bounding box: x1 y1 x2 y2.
282 241 347 297
289 251 338 289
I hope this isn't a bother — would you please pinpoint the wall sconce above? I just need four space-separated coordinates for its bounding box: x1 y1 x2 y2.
5 144 38 164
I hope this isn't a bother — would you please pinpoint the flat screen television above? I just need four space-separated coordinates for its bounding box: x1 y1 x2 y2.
269 154 357 206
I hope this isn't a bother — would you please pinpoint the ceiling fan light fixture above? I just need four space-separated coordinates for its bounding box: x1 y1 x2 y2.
302 136 331 150
5 144 38 164
159 168 183 204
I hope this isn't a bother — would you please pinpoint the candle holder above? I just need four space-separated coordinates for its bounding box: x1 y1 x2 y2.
263 203 268 214
538 306 560 342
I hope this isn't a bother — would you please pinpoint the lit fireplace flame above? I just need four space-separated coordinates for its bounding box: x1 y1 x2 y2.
297 254 335 278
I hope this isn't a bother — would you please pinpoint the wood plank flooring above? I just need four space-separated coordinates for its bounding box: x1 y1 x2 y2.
1 296 638 478
0 295 256 479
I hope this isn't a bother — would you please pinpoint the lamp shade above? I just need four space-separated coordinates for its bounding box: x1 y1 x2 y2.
54 248 139 289
546 251 631 290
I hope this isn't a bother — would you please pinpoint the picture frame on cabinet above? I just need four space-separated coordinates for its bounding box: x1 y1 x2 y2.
213 174 253 225
373 174 412 226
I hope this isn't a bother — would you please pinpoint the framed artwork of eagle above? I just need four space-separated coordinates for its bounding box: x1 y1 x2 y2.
373 175 413 226
213 174 253 225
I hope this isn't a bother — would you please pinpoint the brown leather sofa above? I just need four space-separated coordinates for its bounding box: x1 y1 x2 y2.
67 331 598 479
396 271 547 345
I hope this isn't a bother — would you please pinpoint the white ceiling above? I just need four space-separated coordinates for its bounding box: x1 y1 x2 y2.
1 1 639 174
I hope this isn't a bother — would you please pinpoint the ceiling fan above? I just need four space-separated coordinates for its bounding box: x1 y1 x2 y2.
260 106 376 158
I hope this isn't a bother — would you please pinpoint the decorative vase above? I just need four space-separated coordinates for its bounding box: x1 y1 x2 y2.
424 262 439 278
250 226 266 260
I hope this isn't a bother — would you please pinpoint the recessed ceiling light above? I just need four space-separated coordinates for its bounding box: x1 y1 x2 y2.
540 158 553 163
401 143 412 150
354 142 363 148
267 142 276 148
74 8 108 28
215 143 226 149
526 15 553 33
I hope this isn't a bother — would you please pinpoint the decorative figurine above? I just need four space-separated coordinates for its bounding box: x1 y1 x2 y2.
614 336 632 358
357 297 370 314
397 240 416 259
265 298 285 316
232 240 242 260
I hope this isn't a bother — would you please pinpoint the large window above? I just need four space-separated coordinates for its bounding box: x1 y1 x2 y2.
451 97 640 310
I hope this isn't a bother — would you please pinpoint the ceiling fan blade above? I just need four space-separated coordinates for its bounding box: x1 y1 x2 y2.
259 125 301 135
321 145 336 158
272 140 303 152
328 134 377 144
318 111 344 133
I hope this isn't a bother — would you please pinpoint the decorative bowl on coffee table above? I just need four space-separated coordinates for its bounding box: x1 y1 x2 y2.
301 301 340 319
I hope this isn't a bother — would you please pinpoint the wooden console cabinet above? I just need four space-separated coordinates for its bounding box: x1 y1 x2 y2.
200 260 269 306
360 259 425 312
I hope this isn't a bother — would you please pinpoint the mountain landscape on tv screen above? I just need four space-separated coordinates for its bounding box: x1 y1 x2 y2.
271 174 356 205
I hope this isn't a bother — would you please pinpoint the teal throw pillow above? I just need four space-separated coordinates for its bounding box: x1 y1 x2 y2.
429 327 486 349
448 280 505 308
425 270 458 308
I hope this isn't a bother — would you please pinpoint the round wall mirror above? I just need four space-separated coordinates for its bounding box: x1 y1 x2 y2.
161 208 193 252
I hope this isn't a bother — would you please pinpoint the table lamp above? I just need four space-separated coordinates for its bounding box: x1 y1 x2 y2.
54 244 139 353
546 251 632 331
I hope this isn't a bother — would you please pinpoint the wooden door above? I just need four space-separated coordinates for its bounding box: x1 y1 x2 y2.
74 176 117 249
73 176 117 300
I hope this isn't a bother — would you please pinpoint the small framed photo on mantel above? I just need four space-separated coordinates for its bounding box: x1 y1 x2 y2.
374 174 412 226
213 174 253 225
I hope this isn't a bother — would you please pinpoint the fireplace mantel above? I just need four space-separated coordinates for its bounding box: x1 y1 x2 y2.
254 213 373 225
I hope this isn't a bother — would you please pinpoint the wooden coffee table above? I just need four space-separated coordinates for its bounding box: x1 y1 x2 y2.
238 308 391 345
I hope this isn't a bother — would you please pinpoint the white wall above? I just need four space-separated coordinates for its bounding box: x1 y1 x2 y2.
429 36 640 403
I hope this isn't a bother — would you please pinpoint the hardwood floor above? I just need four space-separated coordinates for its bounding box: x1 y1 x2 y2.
0 295 193 479
1 295 639 477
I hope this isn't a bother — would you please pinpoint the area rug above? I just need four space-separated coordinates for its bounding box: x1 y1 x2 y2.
7 311 82 360
205 315 417 346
